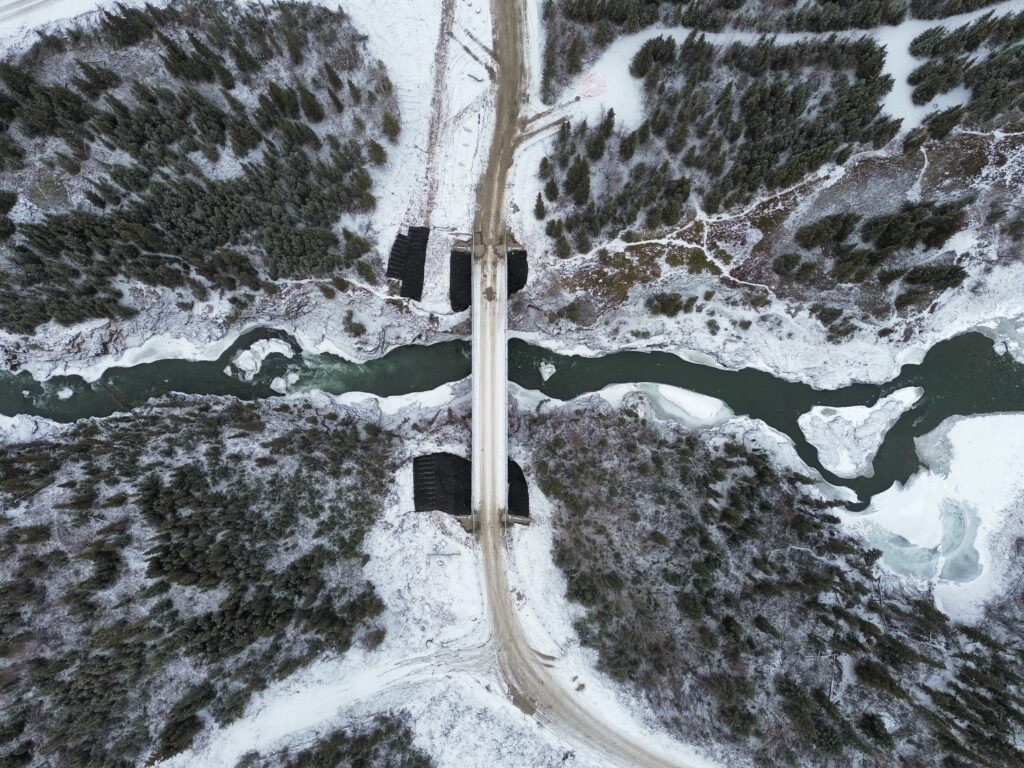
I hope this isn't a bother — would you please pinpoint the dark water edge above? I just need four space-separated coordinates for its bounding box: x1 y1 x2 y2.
4 329 1024 506
511 333 1024 506
0 329 471 423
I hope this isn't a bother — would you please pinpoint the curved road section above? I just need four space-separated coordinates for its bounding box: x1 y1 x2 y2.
472 2 701 766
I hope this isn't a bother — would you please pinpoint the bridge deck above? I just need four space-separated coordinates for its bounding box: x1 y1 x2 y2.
470 230 508 529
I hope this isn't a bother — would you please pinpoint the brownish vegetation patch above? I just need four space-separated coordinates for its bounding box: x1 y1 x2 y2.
706 218 749 258
569 244 663 305
922 133 993 195
666 245 721 275
746 186 805 258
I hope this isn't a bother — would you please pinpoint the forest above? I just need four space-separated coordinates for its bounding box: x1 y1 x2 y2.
905 10 1024 131
538 34 898 247
764 199 971 328
538 1 1024 251
0 0 398 333
0 397 403 766
524 403 1024 767
541 0 1006 99
235 714 431 768
533 3 1024 332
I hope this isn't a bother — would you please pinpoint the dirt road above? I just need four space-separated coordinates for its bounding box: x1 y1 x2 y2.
471 2 698 766
420 0 457 223
0 0 61 24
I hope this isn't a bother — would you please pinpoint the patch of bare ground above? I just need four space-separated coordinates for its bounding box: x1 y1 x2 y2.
567 244 663 306
744 186 805 258
922 132 991 195
705 219 748 263
812 151 923 216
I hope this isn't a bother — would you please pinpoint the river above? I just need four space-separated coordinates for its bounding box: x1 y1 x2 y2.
3 329 1023 508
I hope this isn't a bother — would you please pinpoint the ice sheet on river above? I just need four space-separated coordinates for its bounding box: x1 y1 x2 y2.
798 387 923 479
846 413 1024 622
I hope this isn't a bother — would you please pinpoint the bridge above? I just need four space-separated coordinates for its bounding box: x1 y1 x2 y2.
456 0 693 764
470 226 509 531
463 0 686 762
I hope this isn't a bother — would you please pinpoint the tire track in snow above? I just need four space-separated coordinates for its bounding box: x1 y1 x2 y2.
419 0 457 225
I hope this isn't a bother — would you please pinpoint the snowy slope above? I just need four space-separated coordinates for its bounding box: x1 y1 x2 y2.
0 0 493 383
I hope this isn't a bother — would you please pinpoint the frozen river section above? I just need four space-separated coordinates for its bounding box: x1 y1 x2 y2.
4 330 1024 501
847 413 1024 621
5 328 1024 608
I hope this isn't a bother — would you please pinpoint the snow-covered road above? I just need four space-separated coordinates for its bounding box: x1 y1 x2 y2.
470 2 715 766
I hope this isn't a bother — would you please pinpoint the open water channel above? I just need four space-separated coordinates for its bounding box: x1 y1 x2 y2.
3 328 1024 509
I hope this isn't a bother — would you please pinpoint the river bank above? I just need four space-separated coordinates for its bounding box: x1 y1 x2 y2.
7 326 1023 505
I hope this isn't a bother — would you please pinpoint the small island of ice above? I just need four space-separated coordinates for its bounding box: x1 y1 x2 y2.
798 387 923 479
599 382 733 429
227 339 295 381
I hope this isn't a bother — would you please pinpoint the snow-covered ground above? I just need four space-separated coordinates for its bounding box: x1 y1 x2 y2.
5 356 1013 763
0 3 720 761
508 0 1024 391
845 413 1024 622
5 0 1024 393
161 415 575 767
0 412 70 444
798 387 923 478
0 0 492 383
0 0 117 40
5 0 1024 762
152 382 724 768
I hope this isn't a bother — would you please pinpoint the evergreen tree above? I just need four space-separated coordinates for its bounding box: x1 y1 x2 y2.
323 62 343 90
347 80 362 104
382 111 400 142
555 233 572 258
0 190 16 215
600 108 616 137
298 86 325 122
368 139 387 165
563 154 590 205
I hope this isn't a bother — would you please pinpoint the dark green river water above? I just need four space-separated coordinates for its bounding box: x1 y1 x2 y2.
511 334 1024 506
0 329 471 423
3 328 1023 506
